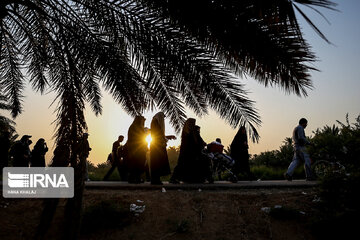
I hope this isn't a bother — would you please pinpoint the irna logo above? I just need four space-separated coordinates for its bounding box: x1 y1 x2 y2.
3 167 74 198
8 172 69 188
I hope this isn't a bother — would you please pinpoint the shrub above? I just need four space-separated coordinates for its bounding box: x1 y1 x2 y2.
310 170 360 239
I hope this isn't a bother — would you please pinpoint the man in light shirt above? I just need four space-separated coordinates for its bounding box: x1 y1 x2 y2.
285 118 314 181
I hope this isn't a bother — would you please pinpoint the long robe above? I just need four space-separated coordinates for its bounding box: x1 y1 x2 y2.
150 120 171 177
125 117 147 176
31 142 48 167
230 128 250 175
175 129 207 183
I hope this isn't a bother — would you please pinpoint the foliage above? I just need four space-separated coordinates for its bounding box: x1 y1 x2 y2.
0 93 17 142
0 93 18 169
307 113 360 168
0 0 337 143
251 114 360 175
310 171 360 239
88 161 121 181
251 137 293 168
251 165 304 180
0 0 337 236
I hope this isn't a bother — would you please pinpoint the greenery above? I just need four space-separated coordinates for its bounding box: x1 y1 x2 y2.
307 113 360 169
250 114 360 179
246 113 360 238
0 93 18 169
251 137 293 169
309 171 360 239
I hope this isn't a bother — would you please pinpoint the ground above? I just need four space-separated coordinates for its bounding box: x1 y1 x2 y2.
0 185 321 240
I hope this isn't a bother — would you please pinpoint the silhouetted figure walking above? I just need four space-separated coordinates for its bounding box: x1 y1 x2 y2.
231 126 252 179
285 118 313 181
77 133 92 181
126 116 147 183
170 119 212 183
103 135 127 181
9 135 32 167
149 112 176 185
30 138 48 167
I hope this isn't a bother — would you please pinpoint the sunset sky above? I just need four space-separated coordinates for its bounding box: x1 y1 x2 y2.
4 0 360 166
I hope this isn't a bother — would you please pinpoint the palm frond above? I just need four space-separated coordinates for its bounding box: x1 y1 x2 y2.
0 20 24 118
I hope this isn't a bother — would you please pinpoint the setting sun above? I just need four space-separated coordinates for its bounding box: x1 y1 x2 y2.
146 134 152 149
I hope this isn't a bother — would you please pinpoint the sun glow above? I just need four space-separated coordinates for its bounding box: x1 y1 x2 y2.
146 134 152 149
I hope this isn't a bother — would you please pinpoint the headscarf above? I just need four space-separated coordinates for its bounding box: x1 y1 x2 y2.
181 118 196 139
152 112 165 136
133 115 146 127
128 115 146 144
34 138 45 148
231 126 248 150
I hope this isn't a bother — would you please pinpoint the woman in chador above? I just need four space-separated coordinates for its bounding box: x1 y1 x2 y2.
149 112 176 185
170 118 211 183
125 116 148 183
30 138 48 167
230 126 252 180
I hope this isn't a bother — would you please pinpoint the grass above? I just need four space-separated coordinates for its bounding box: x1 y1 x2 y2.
251 165 305 180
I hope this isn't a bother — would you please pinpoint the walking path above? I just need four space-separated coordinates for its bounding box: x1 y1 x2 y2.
85 180 317 190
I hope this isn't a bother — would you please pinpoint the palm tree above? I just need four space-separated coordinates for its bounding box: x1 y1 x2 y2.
0 93 18 168
0 0 337 238
0 93 16 133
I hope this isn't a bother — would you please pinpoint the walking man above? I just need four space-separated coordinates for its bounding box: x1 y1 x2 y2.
103 135 127 181
285 118 313 181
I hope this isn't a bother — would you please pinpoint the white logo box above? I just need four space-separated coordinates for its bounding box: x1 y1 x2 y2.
3 167 74 198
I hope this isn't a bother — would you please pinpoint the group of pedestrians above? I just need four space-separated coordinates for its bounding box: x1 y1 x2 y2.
103 113 177 184
8 135 48 167
2 116 313 183
103 113 253 184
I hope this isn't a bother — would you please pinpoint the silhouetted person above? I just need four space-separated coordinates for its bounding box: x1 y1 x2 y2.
9 135 32 167
103 135 127 181
78 133 92 181
285 118 313 181
51 141 70 167
231 126 252 179
170 119 212 183
126 116 147 183
30 138 48 167
0 127 11 169
149 112 176 185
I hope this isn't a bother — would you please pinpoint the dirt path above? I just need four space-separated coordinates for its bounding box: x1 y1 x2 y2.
1 186 320 240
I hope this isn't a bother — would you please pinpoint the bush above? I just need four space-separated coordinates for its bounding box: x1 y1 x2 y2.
309 170 360 239
88 162 121 181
